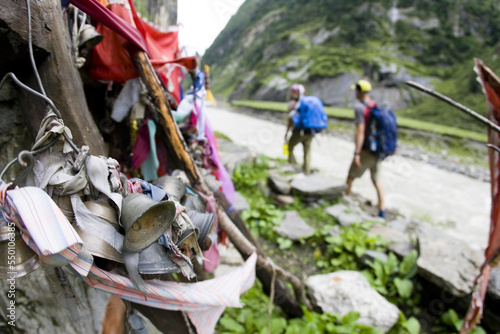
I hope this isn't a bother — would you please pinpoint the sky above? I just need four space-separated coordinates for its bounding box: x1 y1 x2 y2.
177 0 245 56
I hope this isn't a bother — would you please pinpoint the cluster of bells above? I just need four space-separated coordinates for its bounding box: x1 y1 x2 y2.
0 175 215 279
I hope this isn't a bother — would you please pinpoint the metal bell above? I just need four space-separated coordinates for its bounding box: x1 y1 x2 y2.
153 176 186 202
0 218 40 279
78 24 103 51
121 193 176 253
186 210 215 246
182 192 206 213
138 243 180 275
74 225 124 263
84 200 120 231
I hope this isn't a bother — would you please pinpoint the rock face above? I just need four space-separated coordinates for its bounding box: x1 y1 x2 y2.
413 221 484 297
306 271 400 333
216 138 254 175
0 268 109 334
275 211 315 240
291 173 346 198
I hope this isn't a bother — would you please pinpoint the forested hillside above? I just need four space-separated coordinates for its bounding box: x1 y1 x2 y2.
204 0 500 132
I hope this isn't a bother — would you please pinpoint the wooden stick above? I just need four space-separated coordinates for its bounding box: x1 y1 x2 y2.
405 81 500 134
134 51 201 185
217 207 312 309
133 49 311 314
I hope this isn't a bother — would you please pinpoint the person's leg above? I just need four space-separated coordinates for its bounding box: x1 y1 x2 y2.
370 157 385 216
302 134 313 174
288 130 300 165
346 153 368 195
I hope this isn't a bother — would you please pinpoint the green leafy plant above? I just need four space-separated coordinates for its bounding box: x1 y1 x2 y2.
314 222 387 272
431 309 487 334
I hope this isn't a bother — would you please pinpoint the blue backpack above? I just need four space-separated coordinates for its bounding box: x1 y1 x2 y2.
363 102 398 160
292 96 328 132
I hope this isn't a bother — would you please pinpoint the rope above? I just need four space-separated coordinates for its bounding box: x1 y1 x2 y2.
25 0 46 96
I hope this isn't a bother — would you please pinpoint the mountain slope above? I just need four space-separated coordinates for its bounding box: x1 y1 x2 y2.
203 0 500 132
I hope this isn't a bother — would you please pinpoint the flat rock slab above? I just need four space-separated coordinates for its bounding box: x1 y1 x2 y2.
306 271 399 333
388 242 416 259
368 224 410 245
233 191 250 213
272 193 295 207
216 138 254 175
324 203 366 226
414 221 484 297
291 173 346 198
275 211 314 240
267 173 292 195
360 250 388 266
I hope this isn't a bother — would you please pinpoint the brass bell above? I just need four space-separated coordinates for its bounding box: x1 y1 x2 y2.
0 218 40 279
78 24 103 51
121 193 176 253
138 243 180 275
153 176 186 202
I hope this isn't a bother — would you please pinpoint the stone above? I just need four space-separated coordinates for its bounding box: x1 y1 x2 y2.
324 203 366 226
306 271 400 332
291 173 346 198
267 173 292 195
415 221 484 297
216 138 254 175
272 193 295 207
388 242 416 259
275 211 315 240
360 250 388 265
233 191 250 213
368 224 410 244
488 267 500 301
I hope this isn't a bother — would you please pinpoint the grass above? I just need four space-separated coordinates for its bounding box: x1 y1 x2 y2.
231 100 487 142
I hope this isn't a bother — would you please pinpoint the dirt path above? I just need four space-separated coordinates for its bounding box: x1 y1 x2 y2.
207 105 491 251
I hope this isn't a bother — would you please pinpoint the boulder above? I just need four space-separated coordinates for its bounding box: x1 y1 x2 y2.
216 138 254 175
306 271 400 332
233 191 250 213
275 211 314 240
291 174 346 198
414 221 484 297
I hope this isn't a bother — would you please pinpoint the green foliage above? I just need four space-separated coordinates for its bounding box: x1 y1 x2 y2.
314 222 387 272
241 198 284 241
217 281 385 334
232 157 270 191
429 308 487 334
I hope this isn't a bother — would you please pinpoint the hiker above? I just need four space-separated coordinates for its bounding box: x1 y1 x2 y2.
284 84 327 175
346 79 386 218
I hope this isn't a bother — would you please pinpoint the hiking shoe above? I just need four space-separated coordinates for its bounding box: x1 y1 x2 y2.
378 210 386 218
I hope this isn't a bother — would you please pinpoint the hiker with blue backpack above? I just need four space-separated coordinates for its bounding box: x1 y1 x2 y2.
346 80 398 218
284 84 328 175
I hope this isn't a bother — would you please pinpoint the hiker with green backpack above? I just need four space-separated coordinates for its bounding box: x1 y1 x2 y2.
346 79 398 218
284 84 328 175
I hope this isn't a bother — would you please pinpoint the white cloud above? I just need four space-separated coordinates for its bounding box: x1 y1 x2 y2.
178 0 245 56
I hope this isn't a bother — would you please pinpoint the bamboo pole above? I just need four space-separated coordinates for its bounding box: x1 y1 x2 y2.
405 80 500 134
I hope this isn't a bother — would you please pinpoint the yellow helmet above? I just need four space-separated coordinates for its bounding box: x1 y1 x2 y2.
351 79 372 93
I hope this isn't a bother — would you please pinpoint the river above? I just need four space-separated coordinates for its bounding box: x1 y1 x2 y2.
206 105 491 251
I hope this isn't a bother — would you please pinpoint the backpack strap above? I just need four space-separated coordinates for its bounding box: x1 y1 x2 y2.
362 101 376 123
